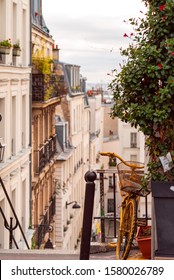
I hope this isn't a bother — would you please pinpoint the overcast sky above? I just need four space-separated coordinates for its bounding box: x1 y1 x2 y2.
42 0 147 85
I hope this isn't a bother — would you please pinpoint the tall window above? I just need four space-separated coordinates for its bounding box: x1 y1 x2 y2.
130 132 137 148
22 9 26 66
22 95 26 148
12 96 16 156
107 199 114 213
0 0 6 64
0 97 5 142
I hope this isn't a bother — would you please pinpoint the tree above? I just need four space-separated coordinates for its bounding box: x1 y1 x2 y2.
110 0 174 186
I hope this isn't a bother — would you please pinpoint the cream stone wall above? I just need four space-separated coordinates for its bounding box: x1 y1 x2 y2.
0 0 31 249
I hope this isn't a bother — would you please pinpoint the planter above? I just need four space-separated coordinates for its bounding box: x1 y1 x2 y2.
136 226 151 259
12 48 21 56
151 181 174 257
0 46 11 55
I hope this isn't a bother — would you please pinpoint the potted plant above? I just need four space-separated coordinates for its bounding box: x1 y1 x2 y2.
136 226 151 259
110 0 174 258
13 40 21 56
0 38 12 54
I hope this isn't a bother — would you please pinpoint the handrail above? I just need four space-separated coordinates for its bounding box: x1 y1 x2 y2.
0 177 30 249
100 152 144 169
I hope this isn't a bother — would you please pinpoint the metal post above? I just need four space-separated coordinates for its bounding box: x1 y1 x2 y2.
99 171 105 242
113 173 117 238
80 171 96 260
145 195 148 225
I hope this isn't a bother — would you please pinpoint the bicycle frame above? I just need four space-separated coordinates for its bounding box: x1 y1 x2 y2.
100 152 144 170
100 151 146 259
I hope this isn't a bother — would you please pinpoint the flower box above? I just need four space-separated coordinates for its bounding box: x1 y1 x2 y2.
13 48 21 56
0 46 11 55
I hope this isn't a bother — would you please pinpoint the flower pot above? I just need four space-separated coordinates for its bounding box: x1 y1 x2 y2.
151 181 174 257
136 226 151 259
13 48 21 56
0 46 11 55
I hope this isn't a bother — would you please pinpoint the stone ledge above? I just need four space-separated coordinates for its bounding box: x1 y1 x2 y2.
0 249 79 260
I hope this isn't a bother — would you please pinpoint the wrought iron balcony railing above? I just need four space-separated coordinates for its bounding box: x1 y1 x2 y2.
32 74 67 102
33 194 56 248
34 134 57 174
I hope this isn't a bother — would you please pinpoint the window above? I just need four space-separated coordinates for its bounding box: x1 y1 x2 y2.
107 199 114 213
108 157 117 167
109 176 113 188
11 96 16 156
22 95 26 148
0 97 5 143
130 132 137 148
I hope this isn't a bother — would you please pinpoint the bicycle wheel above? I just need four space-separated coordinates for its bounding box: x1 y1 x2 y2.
116 198 137 260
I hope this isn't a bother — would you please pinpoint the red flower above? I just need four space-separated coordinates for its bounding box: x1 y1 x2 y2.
170 52 174 56
123 33 128 37
157 63 163 69
159 4 166 11
130 33 134 36
162 16 166 21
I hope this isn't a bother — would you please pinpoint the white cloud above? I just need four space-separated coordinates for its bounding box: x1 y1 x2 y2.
42 0 147 83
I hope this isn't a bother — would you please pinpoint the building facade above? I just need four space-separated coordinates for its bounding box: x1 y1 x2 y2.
53 62 90 250
0 0 31 249
31 0 63 249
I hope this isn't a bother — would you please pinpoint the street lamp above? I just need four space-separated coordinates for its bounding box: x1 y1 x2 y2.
66 201 81 209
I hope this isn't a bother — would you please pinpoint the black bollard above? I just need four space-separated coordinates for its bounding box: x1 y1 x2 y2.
80 170 97 260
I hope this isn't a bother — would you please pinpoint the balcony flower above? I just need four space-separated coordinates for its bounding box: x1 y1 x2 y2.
13 40 21 50
0 39 12 55
0 39 12 48
12 40 21 56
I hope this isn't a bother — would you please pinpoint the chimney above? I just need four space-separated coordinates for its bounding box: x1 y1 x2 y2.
53 44 60 61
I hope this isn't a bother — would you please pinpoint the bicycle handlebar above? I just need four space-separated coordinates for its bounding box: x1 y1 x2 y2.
99 152 144 169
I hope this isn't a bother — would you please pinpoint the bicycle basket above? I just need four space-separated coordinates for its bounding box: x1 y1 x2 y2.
117 161 144 194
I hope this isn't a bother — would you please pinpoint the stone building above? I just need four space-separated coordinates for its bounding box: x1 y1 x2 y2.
31 0 62 248
0 0 31 249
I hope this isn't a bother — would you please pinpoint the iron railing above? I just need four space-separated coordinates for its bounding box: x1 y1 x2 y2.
32 74 66 102
34 134 57 174
33 194 56 248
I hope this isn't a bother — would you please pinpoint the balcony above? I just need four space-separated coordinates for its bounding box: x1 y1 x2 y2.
33 194 56 248
32 74 66 102
34 134 57 174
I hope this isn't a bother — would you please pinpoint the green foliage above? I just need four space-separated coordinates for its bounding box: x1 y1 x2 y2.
31 237 37 249
13 40 20 49
110 0 174 186
32 49 53 75
0 39 12 47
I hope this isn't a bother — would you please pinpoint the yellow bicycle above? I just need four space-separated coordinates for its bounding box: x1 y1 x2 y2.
100 152 150 260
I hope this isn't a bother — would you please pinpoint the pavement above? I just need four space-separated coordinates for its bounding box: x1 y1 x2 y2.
0 243 147 260
90 248 146 260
